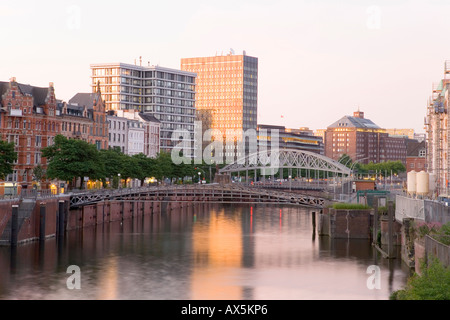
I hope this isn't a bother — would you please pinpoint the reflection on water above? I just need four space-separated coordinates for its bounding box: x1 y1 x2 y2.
0 203 409 300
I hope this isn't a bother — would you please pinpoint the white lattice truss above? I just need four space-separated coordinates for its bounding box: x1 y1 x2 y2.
219 149 352 176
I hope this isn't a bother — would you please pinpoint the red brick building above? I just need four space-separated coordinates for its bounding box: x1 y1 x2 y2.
68 89 109 150
0 78 61 194
325 110 407 164
406 140 426 172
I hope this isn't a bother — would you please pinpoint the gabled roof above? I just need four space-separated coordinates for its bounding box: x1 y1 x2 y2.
406 140 426 157
69 92 101 108
327 115 380 129
139 112 161 123
0 81 50 107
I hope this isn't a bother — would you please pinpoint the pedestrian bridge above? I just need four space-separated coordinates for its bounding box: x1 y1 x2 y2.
69 184 326 209
219 148 351 177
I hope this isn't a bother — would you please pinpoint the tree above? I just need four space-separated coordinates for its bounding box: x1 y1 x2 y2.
0 140 17 180
338 154 353 168
42 135 104 189
155 151 173 182
99 147 123 188
32 164 46 186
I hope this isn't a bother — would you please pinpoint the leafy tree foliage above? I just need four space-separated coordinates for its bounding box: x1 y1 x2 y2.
0 139 17 180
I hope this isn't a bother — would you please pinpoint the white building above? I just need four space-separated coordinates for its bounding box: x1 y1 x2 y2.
107 111 127 153
91 62 196 155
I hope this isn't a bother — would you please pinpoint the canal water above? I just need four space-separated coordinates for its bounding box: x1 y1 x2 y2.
0 203 410 300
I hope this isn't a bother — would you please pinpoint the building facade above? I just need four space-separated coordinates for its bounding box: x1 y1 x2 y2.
68 90 109 150
325 110 408 165
424 61 450 196
257 124 324 154
0 78 61 194
181 51 258 160
406 140 426 173
107 112 128 153
90 63 196 154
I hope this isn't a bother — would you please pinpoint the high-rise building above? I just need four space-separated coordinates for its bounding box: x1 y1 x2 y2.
90 62 196 154
181 51 258 158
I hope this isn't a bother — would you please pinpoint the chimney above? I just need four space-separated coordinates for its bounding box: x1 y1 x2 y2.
353 110 364 119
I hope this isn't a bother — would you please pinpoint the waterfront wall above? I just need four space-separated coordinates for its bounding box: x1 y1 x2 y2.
67 196 199 230
0 197 70 245
318 208 373 239
1 195 203 245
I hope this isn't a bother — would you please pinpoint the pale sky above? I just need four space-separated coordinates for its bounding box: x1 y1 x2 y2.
1 0 450 133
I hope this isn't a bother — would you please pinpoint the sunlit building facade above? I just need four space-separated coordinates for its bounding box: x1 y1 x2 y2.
181 52 258 160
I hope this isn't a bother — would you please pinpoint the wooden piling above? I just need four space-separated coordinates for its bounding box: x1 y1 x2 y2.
11 205 19 246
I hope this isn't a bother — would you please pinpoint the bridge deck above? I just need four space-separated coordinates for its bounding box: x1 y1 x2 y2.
69 184 325 209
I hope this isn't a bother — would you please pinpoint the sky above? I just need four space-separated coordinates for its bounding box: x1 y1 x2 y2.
1 0 450 134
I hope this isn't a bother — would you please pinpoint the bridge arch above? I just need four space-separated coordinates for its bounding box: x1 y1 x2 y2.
219 149 351 177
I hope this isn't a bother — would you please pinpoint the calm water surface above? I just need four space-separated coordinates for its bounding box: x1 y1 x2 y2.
0 203 410 300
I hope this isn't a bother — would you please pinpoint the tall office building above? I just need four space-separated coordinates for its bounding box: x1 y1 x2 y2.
90 62 196 154
181 51 258 151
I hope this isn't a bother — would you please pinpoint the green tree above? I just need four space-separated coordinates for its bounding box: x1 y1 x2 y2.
0 139 18 180
32 164 46 187
132 153 158 186
99 147 123 188
392 257 450 300
338 154 353 168
155 151 173 183
42 135 104 189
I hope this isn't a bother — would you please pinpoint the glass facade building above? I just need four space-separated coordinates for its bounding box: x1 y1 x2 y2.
90 63 196 154
181 53 258 138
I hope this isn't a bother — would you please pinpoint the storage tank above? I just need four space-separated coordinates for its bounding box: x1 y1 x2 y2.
407 170 417 194
429 173 436 193
416 170 429 195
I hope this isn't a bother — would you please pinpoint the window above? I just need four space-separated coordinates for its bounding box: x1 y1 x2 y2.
419 149 426 157
35 136 42 147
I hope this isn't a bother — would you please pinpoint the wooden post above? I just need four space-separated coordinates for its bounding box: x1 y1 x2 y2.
372 196 379 246
39 203 46 242
388 200 395 258
58 200 65 240
11 205 19 246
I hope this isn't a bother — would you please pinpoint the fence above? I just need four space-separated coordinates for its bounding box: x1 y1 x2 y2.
395 195 450 224
425 235 450 268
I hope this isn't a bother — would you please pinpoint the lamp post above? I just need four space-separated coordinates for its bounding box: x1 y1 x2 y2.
118 173 121 190
289 175 292 191
198 171 201 184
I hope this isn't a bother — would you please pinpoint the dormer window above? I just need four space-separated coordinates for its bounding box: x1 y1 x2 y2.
419 149 426 157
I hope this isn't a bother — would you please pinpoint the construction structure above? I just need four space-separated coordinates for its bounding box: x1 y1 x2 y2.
424 60 450 198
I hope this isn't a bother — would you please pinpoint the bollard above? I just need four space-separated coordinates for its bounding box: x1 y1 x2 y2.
11 205 19 246
39 203 46 242
58 200 65 240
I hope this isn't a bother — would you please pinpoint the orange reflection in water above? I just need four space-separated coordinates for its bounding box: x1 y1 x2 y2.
191 208 243 300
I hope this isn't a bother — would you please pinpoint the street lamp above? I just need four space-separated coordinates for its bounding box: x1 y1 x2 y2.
289 175 292 191
198 171 201 184
118 173 121 189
